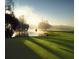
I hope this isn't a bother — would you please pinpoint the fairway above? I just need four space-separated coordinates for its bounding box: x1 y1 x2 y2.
5 31 74 59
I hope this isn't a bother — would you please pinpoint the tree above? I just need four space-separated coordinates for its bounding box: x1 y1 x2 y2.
18 15 29 31
38 20 52 31
5 0 29 38
5 14 20 38
5 14 29 38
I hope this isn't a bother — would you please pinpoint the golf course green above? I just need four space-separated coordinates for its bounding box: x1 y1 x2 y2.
5 31 74 59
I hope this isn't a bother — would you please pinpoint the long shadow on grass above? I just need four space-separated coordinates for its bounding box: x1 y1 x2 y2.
31 38 73 59
36 36 74 50
23 37 60 59
27 37 63 59
5 37 42 59
34 36 74 53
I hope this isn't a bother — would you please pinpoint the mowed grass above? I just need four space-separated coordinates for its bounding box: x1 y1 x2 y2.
5 31 74 59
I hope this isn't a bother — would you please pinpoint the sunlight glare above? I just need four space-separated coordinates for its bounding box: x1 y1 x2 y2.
14 6 41 26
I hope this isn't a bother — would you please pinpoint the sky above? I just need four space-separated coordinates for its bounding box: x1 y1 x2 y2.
13 0 74 26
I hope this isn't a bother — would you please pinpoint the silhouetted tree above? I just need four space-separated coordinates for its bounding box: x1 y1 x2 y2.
5 13 29 38
5 14 20 38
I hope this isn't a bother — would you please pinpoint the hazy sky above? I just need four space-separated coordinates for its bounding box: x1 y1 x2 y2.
13 0 74 26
